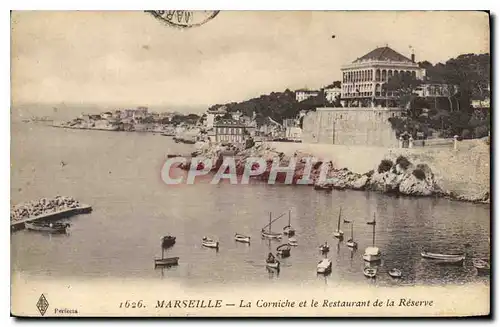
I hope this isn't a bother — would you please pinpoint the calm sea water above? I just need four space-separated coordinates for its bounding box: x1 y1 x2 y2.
11 123 490 288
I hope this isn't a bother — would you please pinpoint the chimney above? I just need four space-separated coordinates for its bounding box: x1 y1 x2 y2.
411 53 415 63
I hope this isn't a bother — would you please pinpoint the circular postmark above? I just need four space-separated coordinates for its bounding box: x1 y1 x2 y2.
145 10 220 29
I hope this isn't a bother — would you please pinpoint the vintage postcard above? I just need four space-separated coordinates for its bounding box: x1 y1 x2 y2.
10 10 490 317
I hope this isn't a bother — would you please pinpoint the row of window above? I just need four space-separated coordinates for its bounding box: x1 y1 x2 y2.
343 69 417 83
216 127 245 135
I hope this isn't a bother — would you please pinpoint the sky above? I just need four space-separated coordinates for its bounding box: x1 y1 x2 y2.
11 11 490 115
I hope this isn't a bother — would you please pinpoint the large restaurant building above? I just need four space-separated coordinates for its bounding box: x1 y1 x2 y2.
340 46 426 108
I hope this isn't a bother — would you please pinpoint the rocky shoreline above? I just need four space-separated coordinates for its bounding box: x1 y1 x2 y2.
182 142 489 205
10 196 84 222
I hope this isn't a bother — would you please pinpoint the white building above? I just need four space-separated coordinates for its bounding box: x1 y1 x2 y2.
295 89 319 102
324 87 341 103
341 46 426 107
414 83 459 98
205 106 228 129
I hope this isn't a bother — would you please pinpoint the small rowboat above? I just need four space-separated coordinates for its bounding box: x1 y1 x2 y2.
288 237 298 246
161 235 176 248
261 230 282 240
317 258 332 274
266 253 280 270
473 258 490 274
276 244 291 258
421 251 465 263
202 237 219 249
234 233 251 244
388 268 402 278
25 221 70 233
314 183 333 191
154 256 179 267
319 243 330 253
363 267 377 278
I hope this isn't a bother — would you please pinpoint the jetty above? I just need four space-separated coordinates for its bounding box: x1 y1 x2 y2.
11 204 92 232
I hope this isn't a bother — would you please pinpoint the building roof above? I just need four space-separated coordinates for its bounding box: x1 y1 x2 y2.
214 119 247 127
353 46 413 63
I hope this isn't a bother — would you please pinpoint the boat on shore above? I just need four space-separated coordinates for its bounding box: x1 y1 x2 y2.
283 210 295 236
266 253 280 270
317 258 332 274
388 268 402 278
421 251 465 264
202 237 219 249
333 208 344 238
363 267 377 278
363 213 381 262
25 221 70 233
234 233 251 244
276 244 291 258
161 235 176 248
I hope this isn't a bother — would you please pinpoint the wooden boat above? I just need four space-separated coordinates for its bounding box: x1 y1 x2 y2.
363 267 377 278
333 208 344 238
346 222 357 248
202 237 219 249
421 251 465 262
388 268 402 278
473 258 490 274
314 183 333 191
363 214 381 262
283 210 296 236
234 233 251 244
25 221 70 233
154 245 179 267
319 243 330 253
161 235 176 248
317 258 332 274
261 212 283 240
154 256 179 267
266 253 280 270
288 237 298 246
276 244 291 258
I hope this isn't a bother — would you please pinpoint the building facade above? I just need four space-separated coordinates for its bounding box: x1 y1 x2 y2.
341 46 426 107
324 87 341 103
206 106 228 129
214 119 248 143
295 89 319 102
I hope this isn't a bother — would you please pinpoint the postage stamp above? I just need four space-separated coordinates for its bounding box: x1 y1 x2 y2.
145 10 220 29
9 10 491 318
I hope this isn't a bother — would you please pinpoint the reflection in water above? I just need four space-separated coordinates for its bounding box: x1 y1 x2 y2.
10 123 491 288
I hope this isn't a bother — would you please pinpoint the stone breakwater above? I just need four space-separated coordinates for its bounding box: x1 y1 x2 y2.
183 141 489 204
10 196 82 222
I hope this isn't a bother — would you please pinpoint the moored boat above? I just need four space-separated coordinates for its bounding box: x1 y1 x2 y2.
154 256 179 267
266 252 280 270
473 258 490 274
288 237 298 246
388 268 402 278
346 221 357 248
283 210 296 236
261 212 283 240
202 237 219 249
234 233 251 244
25 221 70 233
276 244 291 258
421 251 465 262
161 235 176 248
333 208 344 238
363 213 381 262
317 258 332 274
319 242 330 253
314 183 333 191
363 267 377 278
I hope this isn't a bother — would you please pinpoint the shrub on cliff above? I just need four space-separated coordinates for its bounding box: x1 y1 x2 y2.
396 155 411 170
412 168 426 180
377 159 393 174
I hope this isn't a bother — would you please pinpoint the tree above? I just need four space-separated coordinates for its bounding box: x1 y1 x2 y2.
384 73 422 118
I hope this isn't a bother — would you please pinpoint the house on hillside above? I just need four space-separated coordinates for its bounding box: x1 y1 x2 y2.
295 89 319 102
